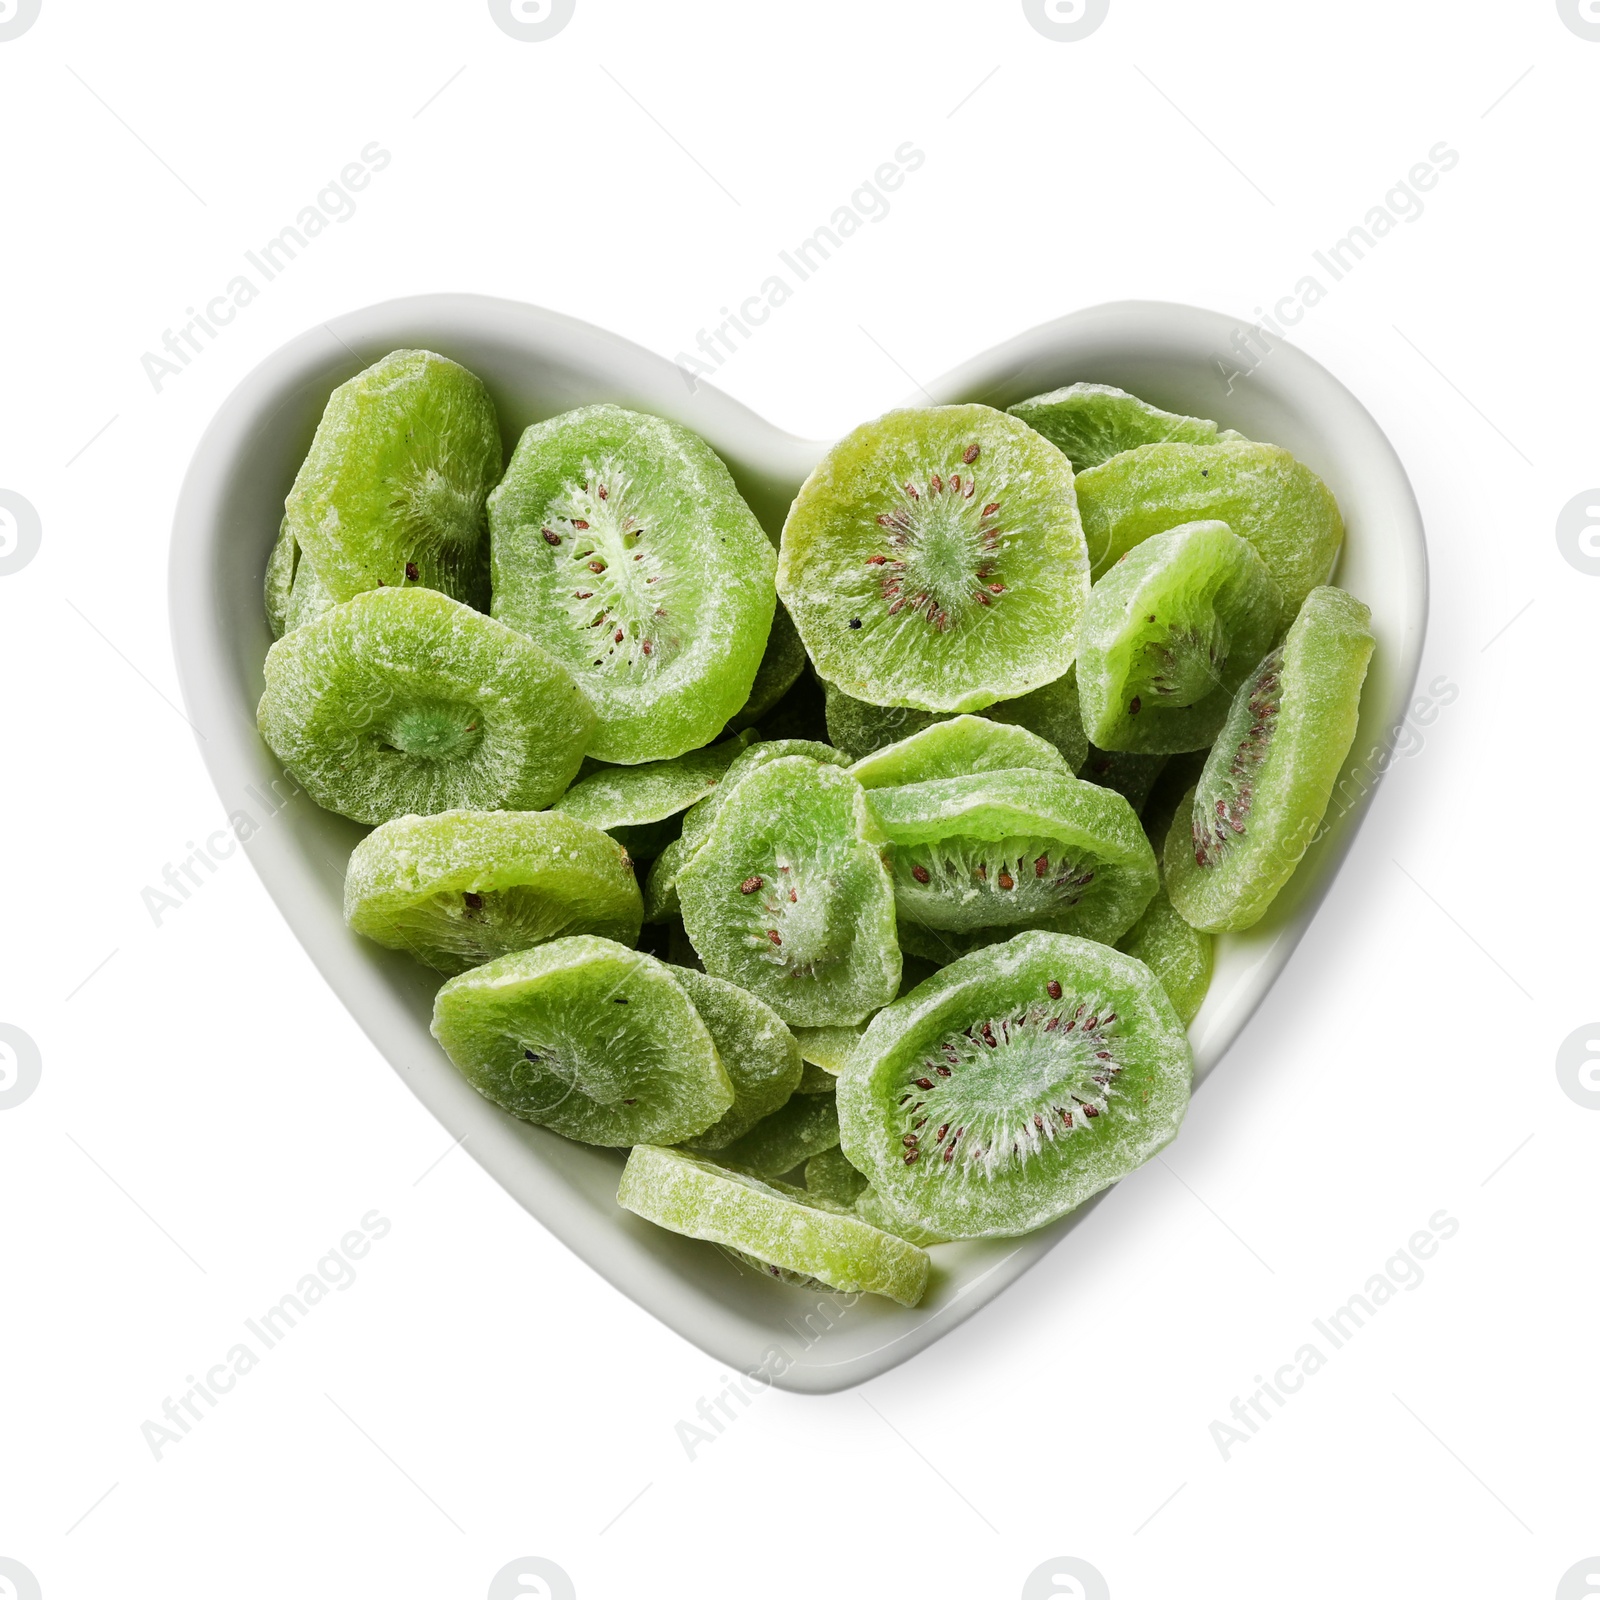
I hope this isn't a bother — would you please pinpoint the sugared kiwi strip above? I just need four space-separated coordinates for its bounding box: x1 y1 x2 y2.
618 1145 929 1306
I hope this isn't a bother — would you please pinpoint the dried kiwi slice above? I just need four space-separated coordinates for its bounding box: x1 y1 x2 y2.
642 739 852 924
284 548 337 634
779 405 1090 713
825 671 1087 772
796 1061 838 1093
806 1146 869 1206
258 588 594 825
726 601 807 732
432 936 731 1147
1076 520 1282 755
849 714 1070 790
791 1025 862 1074
868 769 1157 961
345 809 642 975
550 730 755 859
1117 885 1213 1026
1165 585 1374 932
489 404 776 764
710 1092 840 1179
618 1145 929 1306
837 930 1192 1239
265 518 297 639
671 967 804 1151
1008 382 1221 471
286 349 502 607
1076 439 1343 620
677 757 900 1027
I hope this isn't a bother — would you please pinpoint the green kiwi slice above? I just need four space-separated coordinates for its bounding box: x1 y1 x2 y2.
709 1092 840 1178
432 936 731 1147
677 757 900 1027
286 349 502 607
837 930 1192 1239
670 967 804 1151
792 1025 861 1074
258 588 594 825
1076 520 1282 754
1075 439 1344 620
806 1146 869 1206
825 671 1087 772
285 554 337 633
617 1144 930 1306
848 714 1071 790
726 601 808 732
265 518 298 639
642 739 852 924
1008 382 1221 471
489 404 776 764
1164 585 1374 932
796 1061 838 1093
345 809 642 975
853 1186 951 1247
779 405 1090 713
550 730 756 859
868 769 1157 961
1117 885 1213 1026
982 668 1089 774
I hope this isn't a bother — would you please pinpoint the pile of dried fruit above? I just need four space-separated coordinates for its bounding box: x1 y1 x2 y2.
258 355 1373 1307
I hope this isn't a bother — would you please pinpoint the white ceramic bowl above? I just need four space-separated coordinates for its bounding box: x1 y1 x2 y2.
169 295 1427 1393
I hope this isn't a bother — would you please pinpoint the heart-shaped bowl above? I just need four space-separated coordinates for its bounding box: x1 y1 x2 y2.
170 295 1426 1393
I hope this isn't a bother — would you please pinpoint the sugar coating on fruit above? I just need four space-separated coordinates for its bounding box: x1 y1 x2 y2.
677 757 900 1027
868 769 1157 959
1164 585 1374 933
849 714 1070 790
837 930 1192 1238
1076 520 1282 755
727 602 808 731
711 1091 840 1178
806 1145 869 1207
286 349 502 606
1075 440 1343 623
617 1144 929 1305
345 808 642 975
670 966 804 1151
431 936 731 1148
490 405 776 763
552 730 755 831
1117 885 1214 1026
1008 382 1220 472
779 405 1090 713
257 588 594 825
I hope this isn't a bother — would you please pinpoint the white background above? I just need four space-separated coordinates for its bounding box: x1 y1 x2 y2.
1 2 1596 1597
